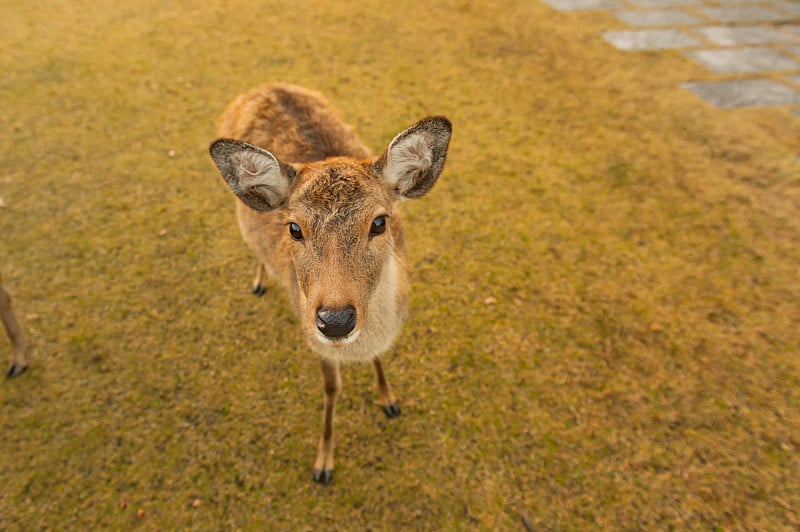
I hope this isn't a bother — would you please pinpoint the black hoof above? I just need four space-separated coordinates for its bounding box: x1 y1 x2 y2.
252 285 267 297
6 365 27 379
313 469 333 485
383 402 401 418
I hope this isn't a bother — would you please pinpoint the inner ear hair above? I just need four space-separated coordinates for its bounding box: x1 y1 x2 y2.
232 149 282 188
385 133 433 194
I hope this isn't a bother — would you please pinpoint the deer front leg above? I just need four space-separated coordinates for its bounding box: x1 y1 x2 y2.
251 262 267 296
314 358 340 485
0 281 28 378
374 359 400 418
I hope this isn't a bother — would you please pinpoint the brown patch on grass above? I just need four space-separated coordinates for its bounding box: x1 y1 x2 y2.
2 0 799 528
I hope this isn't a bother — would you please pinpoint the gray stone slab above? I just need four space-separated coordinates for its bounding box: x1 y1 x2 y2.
542 0 619 10
789 75 800 85
615 9 702 26
782 26 800 39
697 6 792 23
603 29 700 50
627 0 700 5
693 25 797 45
774 1 800 16
787 45 800 56
687 47 800 73
682 79 800 108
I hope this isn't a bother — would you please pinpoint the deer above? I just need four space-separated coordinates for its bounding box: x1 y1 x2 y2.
1 269 28 378
209 83 451 485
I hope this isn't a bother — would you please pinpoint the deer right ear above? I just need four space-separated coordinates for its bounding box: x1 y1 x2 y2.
209 139 296 211
376 116 452 200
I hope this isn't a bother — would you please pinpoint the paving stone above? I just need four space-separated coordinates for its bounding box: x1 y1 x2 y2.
787 45 800 56
694 25 797 45
603 29 699 50
682 79 800 108
697 6 792 23
627 0 700 5
789 75 800 85
616 10 702 26
687 47 800 73
773 1 800 16
542 0 619 10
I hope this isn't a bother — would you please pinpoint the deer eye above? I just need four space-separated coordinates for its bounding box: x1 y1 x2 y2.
288 222 304 241
370 215 387 237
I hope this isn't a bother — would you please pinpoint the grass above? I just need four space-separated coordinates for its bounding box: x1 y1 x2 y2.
1 0 800 528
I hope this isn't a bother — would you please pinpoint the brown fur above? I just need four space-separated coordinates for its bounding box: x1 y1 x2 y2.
1 269 28 378
217 83 371 163
210 82 451 484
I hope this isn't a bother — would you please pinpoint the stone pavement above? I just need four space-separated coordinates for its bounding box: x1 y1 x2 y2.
543 0 800 108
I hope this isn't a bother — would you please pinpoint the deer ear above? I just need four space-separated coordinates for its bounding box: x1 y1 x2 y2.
209 139 296 211
376 116 452 199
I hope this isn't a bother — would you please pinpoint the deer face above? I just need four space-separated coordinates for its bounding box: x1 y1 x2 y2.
285 160 398 347
210 116 452 353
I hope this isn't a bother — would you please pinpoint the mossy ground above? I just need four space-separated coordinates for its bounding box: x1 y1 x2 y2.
2 0 799 528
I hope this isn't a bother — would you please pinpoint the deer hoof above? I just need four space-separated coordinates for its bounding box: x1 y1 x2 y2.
382 403 401 418
313 468 333 485
6 364 28 379
252 285 267 297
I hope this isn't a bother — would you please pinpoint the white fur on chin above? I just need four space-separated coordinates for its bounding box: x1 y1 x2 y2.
315 329 361 347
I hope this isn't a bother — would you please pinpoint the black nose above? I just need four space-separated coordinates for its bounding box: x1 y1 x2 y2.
316 306 356 339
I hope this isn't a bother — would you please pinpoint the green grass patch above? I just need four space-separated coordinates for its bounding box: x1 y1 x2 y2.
2 0 800 529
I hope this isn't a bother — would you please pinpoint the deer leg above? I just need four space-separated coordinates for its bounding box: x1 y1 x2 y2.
251 262 267 296
0 280 28 378
373 358 400 418
313 358 340 485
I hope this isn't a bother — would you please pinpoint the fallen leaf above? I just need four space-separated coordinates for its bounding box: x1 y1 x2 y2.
192 498 201 508
648 322 663 332
136 508 145 520
484 296 497 305
168 150 177 158
158 228 168 237
0 197 6 208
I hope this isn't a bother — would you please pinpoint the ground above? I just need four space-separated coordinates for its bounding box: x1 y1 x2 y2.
1 0 799 529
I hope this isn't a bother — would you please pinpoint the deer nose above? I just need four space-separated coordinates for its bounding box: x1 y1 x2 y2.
316 306 357 339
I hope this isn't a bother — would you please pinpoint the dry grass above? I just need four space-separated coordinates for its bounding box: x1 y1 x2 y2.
2 0 800 528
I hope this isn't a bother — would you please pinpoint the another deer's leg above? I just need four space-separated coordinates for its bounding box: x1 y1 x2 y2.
251 262 267 296
0 278 28 378
374 358 400 418
314 358 340 485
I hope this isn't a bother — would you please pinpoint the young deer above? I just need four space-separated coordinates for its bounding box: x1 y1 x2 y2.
1 269 28 378
209 83 451 485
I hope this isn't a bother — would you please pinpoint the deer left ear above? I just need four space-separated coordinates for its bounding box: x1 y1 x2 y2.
376 116 452 199
209 138 296 211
